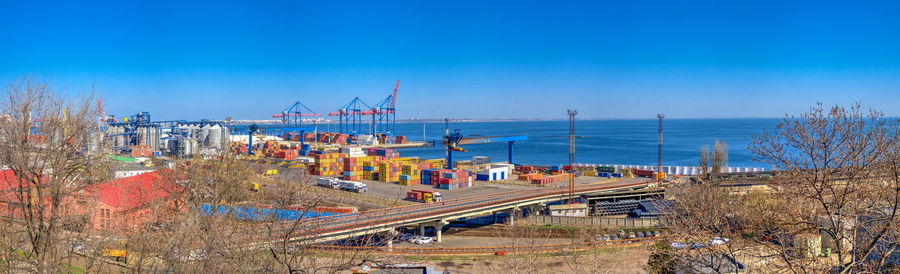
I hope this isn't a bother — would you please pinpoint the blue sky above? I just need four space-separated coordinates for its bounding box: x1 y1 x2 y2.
1 0 899 120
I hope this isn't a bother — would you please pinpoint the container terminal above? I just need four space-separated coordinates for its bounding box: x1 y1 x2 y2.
75 83 771 271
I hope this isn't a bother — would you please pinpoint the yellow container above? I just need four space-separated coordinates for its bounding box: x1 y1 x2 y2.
653 172 666 180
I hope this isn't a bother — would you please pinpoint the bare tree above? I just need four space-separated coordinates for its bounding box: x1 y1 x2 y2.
712 140 728 175
0 78 109 272
699 145 710 176
662 103 900 273
750 103 900 272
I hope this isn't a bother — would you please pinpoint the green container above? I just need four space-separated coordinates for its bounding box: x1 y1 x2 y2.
596 166 615 173
107 154 139 163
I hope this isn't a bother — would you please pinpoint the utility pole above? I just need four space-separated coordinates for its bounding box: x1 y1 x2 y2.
444 118 450 168
657 113 665 180
567 109 577 203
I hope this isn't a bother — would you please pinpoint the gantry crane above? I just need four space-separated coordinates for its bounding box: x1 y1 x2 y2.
229 124 315 155
328 97 372 135
272 101 321 126
440 122 528 169
370 80 400 137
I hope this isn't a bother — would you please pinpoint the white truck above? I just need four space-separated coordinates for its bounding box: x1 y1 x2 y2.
338 180 368 193
316 177 340 189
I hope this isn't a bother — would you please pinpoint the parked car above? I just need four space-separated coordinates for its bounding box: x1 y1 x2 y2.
671 242 689 250
690 243 706 249
409 236 433 245
636 231 646 238
398 233 414 241
708 237 730 246
627 232 636 239
592 235 610 242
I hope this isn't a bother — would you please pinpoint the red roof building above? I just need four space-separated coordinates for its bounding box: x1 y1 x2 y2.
83 170 185 231
0 169 186 233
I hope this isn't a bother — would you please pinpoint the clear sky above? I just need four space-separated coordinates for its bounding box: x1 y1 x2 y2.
1 0 899 120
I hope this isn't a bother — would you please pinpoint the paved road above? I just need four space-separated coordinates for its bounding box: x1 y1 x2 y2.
243 178 653 246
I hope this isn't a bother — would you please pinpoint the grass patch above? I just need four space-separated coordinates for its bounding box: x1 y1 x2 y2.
60 263 86 274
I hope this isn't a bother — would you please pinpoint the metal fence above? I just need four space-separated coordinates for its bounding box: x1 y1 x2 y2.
519 215 660 228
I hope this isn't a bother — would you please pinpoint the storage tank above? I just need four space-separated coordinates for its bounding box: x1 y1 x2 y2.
149 126 161 151
208 124 222 147
198 125 210 146
178 137 195 157
190 138 200 155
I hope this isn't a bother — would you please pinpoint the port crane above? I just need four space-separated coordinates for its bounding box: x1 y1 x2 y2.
229 124 315 155
369 80 400 138
272 101 321 126
328 97 373 135
439 120 528 169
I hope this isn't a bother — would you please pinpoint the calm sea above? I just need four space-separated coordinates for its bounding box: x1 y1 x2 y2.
386 119 778 168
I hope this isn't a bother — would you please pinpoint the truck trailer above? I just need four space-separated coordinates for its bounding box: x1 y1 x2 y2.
339 180 368 193
406 190 442 203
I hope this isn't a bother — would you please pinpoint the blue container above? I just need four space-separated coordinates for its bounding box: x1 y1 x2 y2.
476 174 490 181
598 172 610 177
611 173 623 178
439 184 455 190
301 144 311 150
152 151 162 157
343 171 354 176
363 166 374 171
299 150 309 156
400 174 411 180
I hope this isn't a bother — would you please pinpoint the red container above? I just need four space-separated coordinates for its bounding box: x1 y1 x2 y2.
631 169 654 177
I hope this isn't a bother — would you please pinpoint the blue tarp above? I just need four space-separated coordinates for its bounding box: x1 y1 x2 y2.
199 204 351 221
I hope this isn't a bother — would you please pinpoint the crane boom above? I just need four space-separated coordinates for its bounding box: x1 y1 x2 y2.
392 80 399 108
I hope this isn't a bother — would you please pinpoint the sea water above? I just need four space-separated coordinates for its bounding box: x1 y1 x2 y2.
389 119 778 168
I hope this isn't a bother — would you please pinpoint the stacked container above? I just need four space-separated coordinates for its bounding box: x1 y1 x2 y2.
532 173 573 185
367 148 399 158
341 157 364 181
311 152 345 176
423 169 472 190
596 166 616 173
399 164 422 186
518 173 543 181
377 161 401 182
230 142 249 154
340 146 366 158
575 166 597 176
